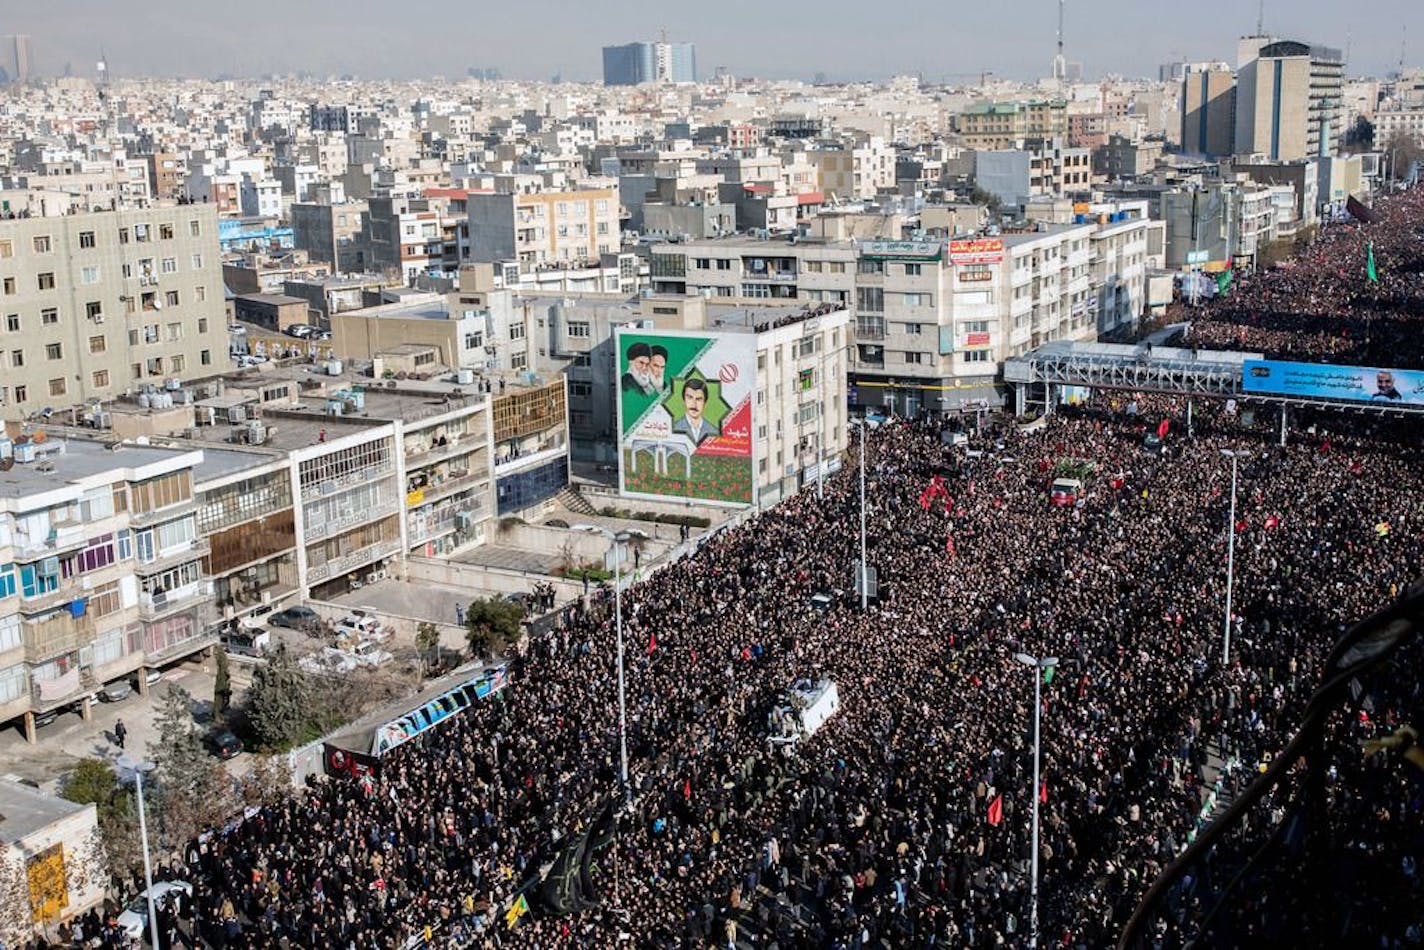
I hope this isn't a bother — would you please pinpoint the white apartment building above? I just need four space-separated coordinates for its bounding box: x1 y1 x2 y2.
466 187 621 270
0 433 211 742
805 137 895 201
650 220 1150 414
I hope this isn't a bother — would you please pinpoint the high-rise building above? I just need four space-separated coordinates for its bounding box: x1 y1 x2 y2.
602 41 696 85
5 35 32 82
1235 39 1344 160
1181 62 1237 158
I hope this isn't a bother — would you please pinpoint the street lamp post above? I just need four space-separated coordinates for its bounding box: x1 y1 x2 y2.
1014 652 1058 949
119 756 162 950
608 530 633 808
1221 450 1240 666
858 419 868 610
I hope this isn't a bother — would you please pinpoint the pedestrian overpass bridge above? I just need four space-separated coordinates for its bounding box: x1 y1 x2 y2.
1003 340 1424 421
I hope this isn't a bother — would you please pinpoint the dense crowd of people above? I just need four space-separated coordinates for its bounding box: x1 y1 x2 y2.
42 186 1424 950
113 391 1415 950
1182 185 1424 369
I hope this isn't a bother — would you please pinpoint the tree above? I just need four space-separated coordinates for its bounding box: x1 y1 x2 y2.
1383 130 1424 180
239 754 294 807
464 596 525 659
213 646 232 720
1343 114 1375 151
416 621 441 677
60 758 120 810
149 685 226 849
246 644 312 751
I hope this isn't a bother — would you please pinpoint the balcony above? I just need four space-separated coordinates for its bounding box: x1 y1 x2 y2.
129 497 199 529
305 539 402 585
32 668 98 709
404 436 487 470
13 523 90 561
413 471 490 507
303 499 400 542
134 539 211 577
138 581 209 622
23 613 97 664
494 444 566 477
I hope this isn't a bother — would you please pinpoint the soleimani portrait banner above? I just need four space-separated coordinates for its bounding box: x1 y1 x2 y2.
616 329 756 506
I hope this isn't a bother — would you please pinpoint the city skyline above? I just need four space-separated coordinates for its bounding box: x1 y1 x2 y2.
4 0 1421 83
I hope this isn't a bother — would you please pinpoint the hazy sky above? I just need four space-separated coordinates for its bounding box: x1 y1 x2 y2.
8 0 1422 82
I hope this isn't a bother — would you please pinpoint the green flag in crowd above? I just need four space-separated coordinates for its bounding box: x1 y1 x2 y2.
1367 242 1378 284
1216 270 1233 296
1043 666 1055 685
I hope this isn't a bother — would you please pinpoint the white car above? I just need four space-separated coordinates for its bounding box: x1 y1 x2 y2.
117 880 192 940
227 324 247 335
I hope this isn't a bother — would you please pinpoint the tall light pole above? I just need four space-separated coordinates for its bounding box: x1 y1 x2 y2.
1221 450 1240 666
858 419 868 610
119 755 162 950
607 530 633 807
1014 652 1058 950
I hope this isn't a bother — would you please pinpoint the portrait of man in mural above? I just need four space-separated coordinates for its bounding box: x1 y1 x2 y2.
670 377 721 445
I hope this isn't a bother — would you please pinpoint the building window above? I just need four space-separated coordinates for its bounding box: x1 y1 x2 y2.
963 320 991 334
171 354 185 373
10 350 23 367
511 351 528 370
191 254 203 270
4 314 16 332
45 343 62 360
0 240 11 258
964 350 991 363
166 290 180 307
857 259 884 275
159 223 175 240
2 278 13 295
89 335 106 354
118 227 129 244
49 378 66 397
902 293 929 308
195 286 207 302
33 235 52 253
856 287 884 312
694 258 710 270
508 323 525 341
41 308 59 326
161 258 177 274
197 318 208 334
200 349 211 366
716 259 732 270
79 231 96 249
13 385 26 403
903 263 922 276
93 369 109 388
569 381 592 397
742 284 771 298
189 219 201 237
903 323 923 335
903 352 924 364
37 273 55 291
86 301 103 321
804 260 823 273
567 321 590 338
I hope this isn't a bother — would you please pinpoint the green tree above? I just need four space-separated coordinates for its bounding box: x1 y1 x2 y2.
246 644 313 751
464 596 525 659
60 758 120 810
59 760 138 889
213 646 232 720
149 684 228 848
416 621 441 677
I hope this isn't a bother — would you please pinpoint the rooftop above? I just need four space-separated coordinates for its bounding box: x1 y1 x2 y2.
0 433 199 500
0 777 89 845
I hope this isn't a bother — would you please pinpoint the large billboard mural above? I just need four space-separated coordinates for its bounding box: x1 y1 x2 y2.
1242 360 1424 406
616 329 756 506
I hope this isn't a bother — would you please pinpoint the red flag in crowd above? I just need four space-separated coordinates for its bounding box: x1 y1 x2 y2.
1110 474 1125 490
945 535 957 559
1040 781 1048 804
647 631 657 654
1235 519 1249 533
1264 515 1280 530
1157 418 1170 439
691 648 697 664
683 778 692 801
987 794 1003 826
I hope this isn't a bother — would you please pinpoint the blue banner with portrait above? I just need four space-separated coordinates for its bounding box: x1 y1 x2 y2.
1241 360 1424 406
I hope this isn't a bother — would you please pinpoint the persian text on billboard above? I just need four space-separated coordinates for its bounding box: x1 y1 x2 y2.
949 237 1004 265
1242 360 1424 406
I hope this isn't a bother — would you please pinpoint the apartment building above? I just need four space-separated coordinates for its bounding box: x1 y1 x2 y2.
0 203 229 422
466 187 620 270
0 431 211 742
649 222 1149 413
290 199 369 272
957 100 1069 150
1180 62 1237 158
1235 40 1344 161
805 138 895 201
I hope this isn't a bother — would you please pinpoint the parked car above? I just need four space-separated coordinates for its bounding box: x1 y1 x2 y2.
205 728 244 760
284 324 315 339
220 627 270 657
99 681 134 703
32 707 61 728
334 612 389 643
226 324 247 335
117 881 192 941
269 606 319 629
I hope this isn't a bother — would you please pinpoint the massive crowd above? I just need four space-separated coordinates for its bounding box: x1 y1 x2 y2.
111 392 1415 950
53 186 1424 950
1182 185 1424 370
